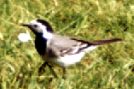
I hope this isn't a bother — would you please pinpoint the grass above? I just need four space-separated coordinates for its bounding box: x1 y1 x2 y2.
0 0 134 89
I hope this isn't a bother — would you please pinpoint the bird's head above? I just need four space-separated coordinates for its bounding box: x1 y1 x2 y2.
21 19 53 39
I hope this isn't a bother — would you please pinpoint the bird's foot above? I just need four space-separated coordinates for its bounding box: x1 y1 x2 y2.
38 62 47 75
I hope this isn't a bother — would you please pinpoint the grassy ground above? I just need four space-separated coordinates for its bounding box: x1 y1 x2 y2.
0 0 134 89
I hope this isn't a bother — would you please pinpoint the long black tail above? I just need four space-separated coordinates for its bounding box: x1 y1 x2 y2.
90 38 122 45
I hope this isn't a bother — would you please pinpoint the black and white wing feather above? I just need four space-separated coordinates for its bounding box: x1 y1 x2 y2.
46 35 90 57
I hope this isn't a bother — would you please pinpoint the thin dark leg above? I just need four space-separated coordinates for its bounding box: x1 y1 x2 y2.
38 62 47 75
46 63 58 78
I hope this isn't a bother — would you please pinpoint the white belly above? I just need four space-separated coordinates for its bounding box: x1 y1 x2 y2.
54 46 97 67
56 52 85 67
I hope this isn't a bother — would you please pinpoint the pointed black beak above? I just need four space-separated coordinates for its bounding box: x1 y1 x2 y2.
20 23 34 33
20 23 32 30
20 23 30 27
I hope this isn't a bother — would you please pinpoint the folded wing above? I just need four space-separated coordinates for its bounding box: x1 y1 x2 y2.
47 35 122 57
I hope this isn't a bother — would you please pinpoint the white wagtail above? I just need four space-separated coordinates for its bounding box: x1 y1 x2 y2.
21 19 122 78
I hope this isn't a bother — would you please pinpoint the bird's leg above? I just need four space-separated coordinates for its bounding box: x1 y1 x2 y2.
46 63 58 78
63 68 67 79
38 62 47 75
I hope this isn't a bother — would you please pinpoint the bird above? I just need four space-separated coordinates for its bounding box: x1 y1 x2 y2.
21 19 122 78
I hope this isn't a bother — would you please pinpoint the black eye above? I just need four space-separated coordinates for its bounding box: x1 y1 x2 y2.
33 24 38 28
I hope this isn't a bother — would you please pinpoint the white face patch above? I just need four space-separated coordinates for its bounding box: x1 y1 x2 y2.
30 20 47 33
29 20 53 40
